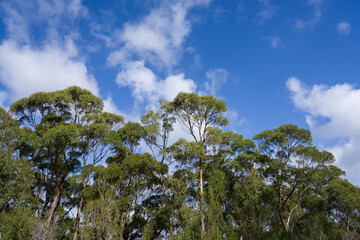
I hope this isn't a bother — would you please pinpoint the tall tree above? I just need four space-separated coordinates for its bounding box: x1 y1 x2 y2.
0 107 36 239
254 124 342 236
164 92 228 237
141 107 176 238
81 121 166 240
326 178 360 233
10 86 104 228
72 112 124 240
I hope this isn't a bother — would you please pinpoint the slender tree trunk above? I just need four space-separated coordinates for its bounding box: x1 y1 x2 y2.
72 196 84 240
46 185 62 225
73 173 91 240
199 159 205 237
278 181 290 232
120 211 127 240
159 173 174 239
169 217 174 238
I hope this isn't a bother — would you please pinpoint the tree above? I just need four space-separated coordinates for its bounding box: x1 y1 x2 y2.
71 112 124 240
326 178 360 234
0 107 36 239
10 86 104 230
254 124 343 237
164 92 228 237
141 107 176 238
2 86 360 239
81 122 166 239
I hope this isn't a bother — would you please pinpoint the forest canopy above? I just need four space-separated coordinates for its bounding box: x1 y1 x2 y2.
0 86 359 240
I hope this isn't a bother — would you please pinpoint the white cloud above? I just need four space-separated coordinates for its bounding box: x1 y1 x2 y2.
161 74 197 101
0 40 99 102
293 0 323 31
103 96 142 124
204 68 227 96
0 91 7 108
107 0 210 69
337 21 351 35
1 2 30 44
115 61 196 109
256 0 276 22
68 0 88 19
106 0 210 116
0 0 99 105
224 109 246 130
287 77 360 185
103 96 122 115
265 36 281 48
116 61 157 103
1 0 87 44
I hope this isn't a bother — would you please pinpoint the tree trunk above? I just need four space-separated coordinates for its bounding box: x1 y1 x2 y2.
278 181 290 232
46 185 62 225
72 196 84 240
120 211 127 240
169 217 174 239
73 176 89 240
199 159 205 237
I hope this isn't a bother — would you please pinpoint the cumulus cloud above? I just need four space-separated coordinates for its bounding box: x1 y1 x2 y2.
0 40 99 102
294 0 323 31
204 68 227 96
103 96 142 124
105 0 211 114
103 96 122 115
107 0 210 69
337 21 351 35
115 61 196 109
287 77 360 185
0 0 101 106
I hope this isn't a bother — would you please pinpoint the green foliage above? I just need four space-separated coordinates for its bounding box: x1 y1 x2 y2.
1 89 360 240
0 107 37 239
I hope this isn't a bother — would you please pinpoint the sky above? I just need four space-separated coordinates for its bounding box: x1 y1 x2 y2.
0 0 360 185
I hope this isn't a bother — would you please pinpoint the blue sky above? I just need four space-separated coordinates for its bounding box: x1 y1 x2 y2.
0 0 360 185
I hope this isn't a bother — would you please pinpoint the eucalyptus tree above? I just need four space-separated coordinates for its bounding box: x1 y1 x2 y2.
9 86 107 228
198 127 255 238
206 129 270 239
0 107 32 209
325 178 360 234
81 151 166 240
253 124 343 237
164 92 228 237
141 107 176 237
80 120 168 239
0 107 36 239
72 111 124 240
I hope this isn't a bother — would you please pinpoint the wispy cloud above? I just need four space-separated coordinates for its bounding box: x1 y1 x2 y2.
256 0 276 23
0 0 87 44
204 68 227 96
293 0 323 31
265 36 281 48
107 0 210 112
107 0 210 69
287 77 360 185
337 21 351 35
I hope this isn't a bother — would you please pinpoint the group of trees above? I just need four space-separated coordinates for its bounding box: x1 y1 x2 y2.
0 86 359 240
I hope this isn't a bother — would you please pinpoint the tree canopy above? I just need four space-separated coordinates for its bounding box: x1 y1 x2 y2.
0 87 359 240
